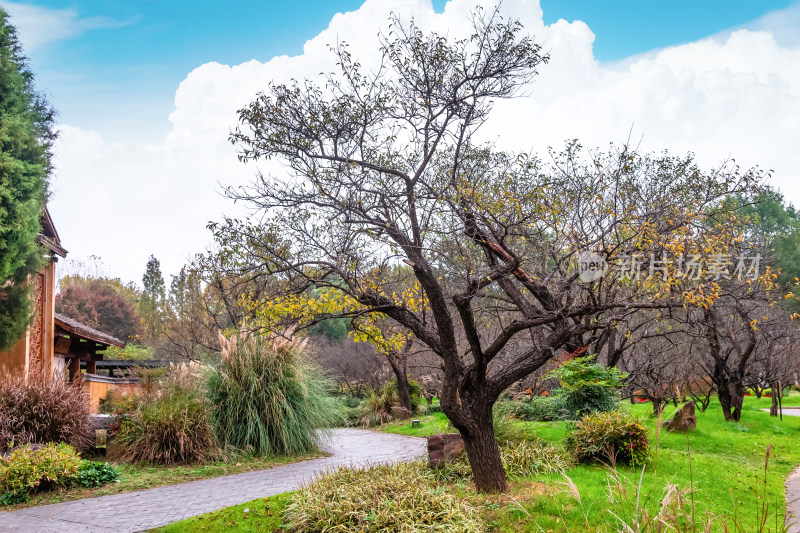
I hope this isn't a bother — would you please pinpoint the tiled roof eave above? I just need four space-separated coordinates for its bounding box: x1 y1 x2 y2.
54 313 125 348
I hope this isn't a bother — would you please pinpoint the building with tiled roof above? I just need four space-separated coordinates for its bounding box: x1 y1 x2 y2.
0 208 125 383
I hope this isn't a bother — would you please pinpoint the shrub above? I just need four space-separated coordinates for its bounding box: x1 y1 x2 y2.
0 443 82 504
208 330 342 456
284 462 483 532
492 404 525 442
547 356 626 418
339 395 361 409
76 461 119 488
0 375 94 451
359 384 396 426
337 396 363 427
566 410 650 466
115 380 216 464
510 395 570 421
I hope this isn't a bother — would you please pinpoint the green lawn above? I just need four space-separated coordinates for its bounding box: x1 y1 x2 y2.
156 494 292 532
156 395 800 532
3 451 324 511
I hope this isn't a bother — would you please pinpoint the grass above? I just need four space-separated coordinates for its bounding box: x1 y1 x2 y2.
2 451 323 511
209 330 342 456
156 393 800 531
379 412 452 437
494 395 800 531
155 493 292 532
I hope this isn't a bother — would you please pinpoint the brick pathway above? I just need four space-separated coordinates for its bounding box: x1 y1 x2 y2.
0 429 426 533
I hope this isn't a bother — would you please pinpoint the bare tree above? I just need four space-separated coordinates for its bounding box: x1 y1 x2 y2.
224 7 763 491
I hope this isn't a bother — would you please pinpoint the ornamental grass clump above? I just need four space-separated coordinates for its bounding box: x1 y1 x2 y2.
0 374 93 451
115 370 216 465
208 328 341 456
284 462 483 532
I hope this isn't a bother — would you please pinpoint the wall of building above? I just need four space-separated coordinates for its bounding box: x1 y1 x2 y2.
82 375 140 414
0 334 29 382
0 261 57 383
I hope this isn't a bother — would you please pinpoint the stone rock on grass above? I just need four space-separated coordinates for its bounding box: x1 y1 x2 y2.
665 401 697 432
390 406 411 420
427 433 464 467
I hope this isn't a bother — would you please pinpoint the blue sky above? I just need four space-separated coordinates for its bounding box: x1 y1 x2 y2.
2 0 799 283
10 0 796 136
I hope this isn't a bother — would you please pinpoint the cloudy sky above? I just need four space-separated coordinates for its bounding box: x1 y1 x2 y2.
4 0 800 286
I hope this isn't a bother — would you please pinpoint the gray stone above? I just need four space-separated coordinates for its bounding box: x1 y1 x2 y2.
1 443 43 459
89 414 116 430
427 433 465 467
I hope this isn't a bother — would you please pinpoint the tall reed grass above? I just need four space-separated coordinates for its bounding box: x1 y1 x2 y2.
207 329 341 456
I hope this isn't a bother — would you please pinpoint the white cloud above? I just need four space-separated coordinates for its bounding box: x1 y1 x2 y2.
48 0 800 284
2 2 131 51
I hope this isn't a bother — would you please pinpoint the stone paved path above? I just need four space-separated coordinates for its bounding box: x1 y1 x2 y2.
0 429 426 533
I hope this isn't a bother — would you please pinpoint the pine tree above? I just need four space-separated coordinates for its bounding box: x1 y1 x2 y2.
0 8 56 350
139 255 166 340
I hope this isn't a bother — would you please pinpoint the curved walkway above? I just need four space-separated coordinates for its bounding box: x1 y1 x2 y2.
0 429 427 533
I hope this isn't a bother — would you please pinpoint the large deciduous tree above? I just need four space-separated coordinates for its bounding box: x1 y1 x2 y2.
0 8 56 350
224 8 763 492
56 276 141 342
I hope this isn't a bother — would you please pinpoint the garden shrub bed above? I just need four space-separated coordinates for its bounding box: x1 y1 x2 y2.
0 443 118 505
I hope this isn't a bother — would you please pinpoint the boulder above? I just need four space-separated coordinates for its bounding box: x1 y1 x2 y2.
665 401 697 432
390 406 412 420
427 433 465 467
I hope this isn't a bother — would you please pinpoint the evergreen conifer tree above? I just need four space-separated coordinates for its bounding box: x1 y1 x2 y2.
0 8 56 350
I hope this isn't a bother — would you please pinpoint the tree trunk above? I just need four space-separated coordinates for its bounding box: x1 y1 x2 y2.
459 406 508 493
770 386 779 417
395 369 413 413
717 383 736 422
387 356 413 413
729 381 744 422
718 380 744 422
650 397 665 416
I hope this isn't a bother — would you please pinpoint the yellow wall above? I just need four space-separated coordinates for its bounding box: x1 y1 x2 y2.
82 378 140 414
0 334 29 382
0 261 57 383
